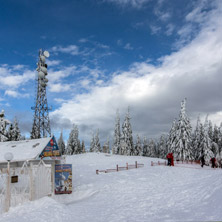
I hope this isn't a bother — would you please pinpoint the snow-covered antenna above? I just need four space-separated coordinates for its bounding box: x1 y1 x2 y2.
31 49 51 138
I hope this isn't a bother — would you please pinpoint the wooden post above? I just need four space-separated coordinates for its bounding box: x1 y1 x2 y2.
165 161 166 166
116 165 119 172
135 161 137 168
96 170 99 174
126 163 128 170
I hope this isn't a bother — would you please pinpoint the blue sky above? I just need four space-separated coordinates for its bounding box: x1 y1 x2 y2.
0 0 221 145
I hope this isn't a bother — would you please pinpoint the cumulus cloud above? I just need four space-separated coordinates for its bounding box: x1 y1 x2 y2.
4 90 29 98
0 66 35 89
50 1 222 144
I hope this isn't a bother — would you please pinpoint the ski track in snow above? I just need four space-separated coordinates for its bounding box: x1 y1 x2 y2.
1 153 222 222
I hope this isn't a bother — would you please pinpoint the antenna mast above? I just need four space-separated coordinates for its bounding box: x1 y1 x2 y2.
31 49 51 138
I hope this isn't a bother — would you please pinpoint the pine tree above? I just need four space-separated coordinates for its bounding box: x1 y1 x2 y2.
172 99 192 161
112 110 121 155
208 120 213 141
90 132 95 152
0 110 10 141
7 124 15 141
58 130 66 155
167 119 177 154
94 129 101 152
200 123 214 164
66 124 81 155
134 134 142 156
121 107 134 156
142 137 148 156
148 139 156 157
218 123 222 154
158 134 167 158
12 117 21 141
103 137 110 153
81 140 86 153
192 116 201 160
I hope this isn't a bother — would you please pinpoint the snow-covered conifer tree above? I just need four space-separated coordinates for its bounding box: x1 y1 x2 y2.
142 137 148 156
172 99 192 161
121 107 134 156
7 124 15 141
12 117 21 141
158 134 167 158
192 116 201 160
94 129 101 152
58 130 66 155
148 139 156 157
208 120 213 141
103 137 110 153
81 140 86 153
112 110 121 155
134 134 142 156
200 123 214 164
90 133 95 152
167 119 177 154
66 125 81 155
0 110 10 141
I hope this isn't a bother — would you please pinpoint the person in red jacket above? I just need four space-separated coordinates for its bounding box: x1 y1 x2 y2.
167 153 171 166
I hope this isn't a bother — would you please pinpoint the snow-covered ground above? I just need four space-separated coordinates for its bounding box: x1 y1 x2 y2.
1 153 222 222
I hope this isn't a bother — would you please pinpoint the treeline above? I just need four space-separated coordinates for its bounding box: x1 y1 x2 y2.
0 110 22 142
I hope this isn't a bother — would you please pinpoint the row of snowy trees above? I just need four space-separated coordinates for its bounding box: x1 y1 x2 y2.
111 99 222 165
59 125 86 155
0 110 21 142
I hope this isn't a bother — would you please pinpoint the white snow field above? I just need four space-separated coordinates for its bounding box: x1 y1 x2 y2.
1 153 222 222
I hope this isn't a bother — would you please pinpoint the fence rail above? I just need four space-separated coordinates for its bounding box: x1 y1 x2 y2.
96 161 144 174
151 161 167 166
151 160 200 166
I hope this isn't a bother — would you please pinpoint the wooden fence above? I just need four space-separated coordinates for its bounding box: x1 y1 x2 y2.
151 160 200 166
96 161 144 174
151 161 167 166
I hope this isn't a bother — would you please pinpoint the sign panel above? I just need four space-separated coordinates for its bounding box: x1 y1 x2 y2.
55 164 72 194
39 136 61 159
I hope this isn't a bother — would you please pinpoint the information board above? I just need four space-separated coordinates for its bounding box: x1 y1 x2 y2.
55 164 72 194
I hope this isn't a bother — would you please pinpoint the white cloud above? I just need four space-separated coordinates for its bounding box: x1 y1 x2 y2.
5 90 29 98
124 43 134 50
51 45 79 55
47 60 61 66
51 2 222 143
149 25 161 35
165 23 175 36
103 0 151 9
48 66 77 82
49 83 72 93
0 67 35 89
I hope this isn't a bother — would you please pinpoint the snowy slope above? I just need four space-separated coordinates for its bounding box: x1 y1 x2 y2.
1 153 222 222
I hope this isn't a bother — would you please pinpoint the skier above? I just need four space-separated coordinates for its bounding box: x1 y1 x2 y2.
167 153 171 166
200 155 205 168
210 157 216 168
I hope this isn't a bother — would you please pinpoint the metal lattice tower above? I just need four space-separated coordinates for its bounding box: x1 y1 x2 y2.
31 49 51 139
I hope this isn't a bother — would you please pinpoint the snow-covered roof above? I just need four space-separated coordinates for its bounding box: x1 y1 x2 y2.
0 137 52 162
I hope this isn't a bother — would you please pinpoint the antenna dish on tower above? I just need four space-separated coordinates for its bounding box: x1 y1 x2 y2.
43 51 50 58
